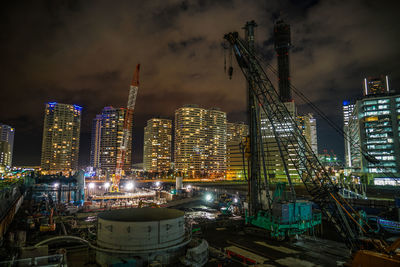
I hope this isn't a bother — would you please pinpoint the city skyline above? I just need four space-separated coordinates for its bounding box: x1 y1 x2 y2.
1 1 399 166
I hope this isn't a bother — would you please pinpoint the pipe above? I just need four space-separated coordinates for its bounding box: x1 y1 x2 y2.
34 233 192 254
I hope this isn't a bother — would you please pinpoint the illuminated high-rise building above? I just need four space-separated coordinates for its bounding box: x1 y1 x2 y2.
98 107 131 175
40 102 81 173
0 124 14 171
348 93 400 179
363 75 390 96
260 102 300 183
346 77 400 183
174 105 226 178
143 118 172 173
343 100 355 167
226 122 249 180
90 115 102 169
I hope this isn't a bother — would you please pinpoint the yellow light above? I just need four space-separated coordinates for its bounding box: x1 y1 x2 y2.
365 116 378 122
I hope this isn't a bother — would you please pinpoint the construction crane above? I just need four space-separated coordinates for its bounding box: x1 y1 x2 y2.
223 23 400 266
111 64 140 192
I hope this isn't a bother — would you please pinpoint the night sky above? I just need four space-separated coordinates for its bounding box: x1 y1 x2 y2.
1 0 399 167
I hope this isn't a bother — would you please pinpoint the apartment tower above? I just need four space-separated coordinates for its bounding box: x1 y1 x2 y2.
40 102 81 173
90 107 132 175
174 105 226 178
143 118 172 173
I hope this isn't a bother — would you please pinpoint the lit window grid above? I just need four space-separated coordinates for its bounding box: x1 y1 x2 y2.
143 118 172 172
174 107 227 177
348 94 400 175
41 103 81 172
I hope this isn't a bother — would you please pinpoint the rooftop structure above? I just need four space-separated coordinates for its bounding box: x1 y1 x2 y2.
363 75 390 96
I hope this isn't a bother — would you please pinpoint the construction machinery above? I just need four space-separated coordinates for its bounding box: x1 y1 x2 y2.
39 208 56 232
223 21 400 266
111 64 140 192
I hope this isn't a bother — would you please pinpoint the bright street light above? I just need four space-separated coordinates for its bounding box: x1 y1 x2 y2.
155 181 161 187
205 193 212 202
126 182 134 191
53 183 59 188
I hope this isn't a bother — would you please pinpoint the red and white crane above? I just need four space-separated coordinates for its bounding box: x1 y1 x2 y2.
112 64 140 192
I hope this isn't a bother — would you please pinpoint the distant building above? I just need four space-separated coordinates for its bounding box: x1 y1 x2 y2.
297 114 318 155
227 122 248 142
343 100 355 167
90 107 132 175
363 75 390 96
40 102 81 173
174 105 226 178
226 122 249 180
260 102 301 183
143 118 172 173
0 124 15 171
318 150 342 167
348 93 400 177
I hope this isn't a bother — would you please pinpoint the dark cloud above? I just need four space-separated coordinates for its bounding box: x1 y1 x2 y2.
0 0 399 166
168 37 204 53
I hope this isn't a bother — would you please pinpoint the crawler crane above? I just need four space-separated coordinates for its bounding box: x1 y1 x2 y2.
111 64 140 192
224 21 400 266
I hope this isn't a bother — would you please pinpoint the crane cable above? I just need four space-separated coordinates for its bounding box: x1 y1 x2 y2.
225 38 373 234
250 53 380 230
257 55 399 182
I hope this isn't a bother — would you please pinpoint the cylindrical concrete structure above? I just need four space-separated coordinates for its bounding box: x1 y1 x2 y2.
96 208 189 266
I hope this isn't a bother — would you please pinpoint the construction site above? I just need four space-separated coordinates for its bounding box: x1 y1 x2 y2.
0 19 400 267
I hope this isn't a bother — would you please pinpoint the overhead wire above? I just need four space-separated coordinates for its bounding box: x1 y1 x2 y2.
224 35 370 244
255 54 399 182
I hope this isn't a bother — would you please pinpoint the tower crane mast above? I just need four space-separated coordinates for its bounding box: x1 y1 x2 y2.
112 64 140 192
